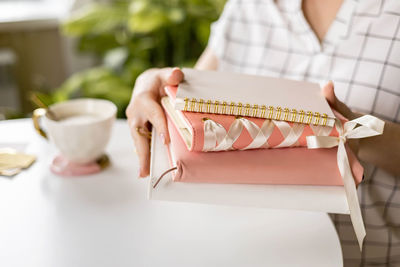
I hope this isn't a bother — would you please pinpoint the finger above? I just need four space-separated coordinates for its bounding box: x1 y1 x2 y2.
129 122 151 177
167 67 184 85
322 81 336 107
146 101 170 145
322 81 354 119
159 67 184 86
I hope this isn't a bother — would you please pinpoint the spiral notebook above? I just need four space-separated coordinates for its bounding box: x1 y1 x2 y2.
174 68 336 127
164 72 340 152
163 93 342 152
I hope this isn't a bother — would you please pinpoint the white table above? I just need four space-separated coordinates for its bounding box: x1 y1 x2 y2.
0 119 343 267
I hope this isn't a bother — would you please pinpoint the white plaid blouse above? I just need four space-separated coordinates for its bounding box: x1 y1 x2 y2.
207 0 400 266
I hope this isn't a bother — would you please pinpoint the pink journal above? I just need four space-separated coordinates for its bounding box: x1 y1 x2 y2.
163 85 342 152
164 111 364 186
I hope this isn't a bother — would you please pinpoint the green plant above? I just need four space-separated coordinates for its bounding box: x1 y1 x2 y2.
36 0 226 118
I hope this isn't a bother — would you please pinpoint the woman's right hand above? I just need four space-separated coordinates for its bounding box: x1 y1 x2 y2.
126 67 184 177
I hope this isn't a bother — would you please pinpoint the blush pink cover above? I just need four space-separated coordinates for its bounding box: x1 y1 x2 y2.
164 86 341 152
165 112 364 186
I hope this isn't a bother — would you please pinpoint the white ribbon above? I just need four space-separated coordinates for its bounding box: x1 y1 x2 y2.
215 118 245 151
307 115 385 250
203 119 227 151
203 118 311 152
310 124 333 136
274 121 305 148
241 119 275 149
203 118 250 151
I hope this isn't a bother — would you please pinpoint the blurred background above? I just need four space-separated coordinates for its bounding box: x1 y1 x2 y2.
0 0 226 119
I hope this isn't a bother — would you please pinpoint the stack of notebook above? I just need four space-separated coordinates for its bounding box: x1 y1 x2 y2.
149 68 384 248
150 68 362 188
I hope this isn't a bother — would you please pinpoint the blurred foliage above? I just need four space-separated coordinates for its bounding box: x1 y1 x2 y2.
0 107 24 120
35 0 226 118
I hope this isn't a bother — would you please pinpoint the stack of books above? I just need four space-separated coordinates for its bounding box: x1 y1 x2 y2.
149 68 384 248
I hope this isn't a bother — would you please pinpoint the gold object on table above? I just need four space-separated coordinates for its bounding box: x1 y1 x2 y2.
96 154 111 170
0 148 36 177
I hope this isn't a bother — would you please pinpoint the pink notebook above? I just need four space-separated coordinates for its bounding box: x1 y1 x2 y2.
164 85 342 152
164 110 364 186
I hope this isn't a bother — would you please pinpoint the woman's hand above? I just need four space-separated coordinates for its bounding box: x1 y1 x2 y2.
322 81 360 155
322 81 357 120
322 81 400 175
126 67 184 177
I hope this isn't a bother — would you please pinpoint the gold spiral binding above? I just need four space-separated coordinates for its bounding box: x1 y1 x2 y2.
214 100 219 113
222 101 228 114
322 113 328 126
314 112 321 125
190 98 196 112
245 104 251 116
306 111 313 124
252 104 258 117
299 110 305 123
261 105 267 118
283 108 290 121
229 102 235 115
206 100 212 113
275 107 282 120
184 98 189 111
291 109 297 122
267 106 274 119
181 98 330 126
237 102 243 116
198 99 204 113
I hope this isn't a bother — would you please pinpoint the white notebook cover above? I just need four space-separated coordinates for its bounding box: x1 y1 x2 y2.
175 68 335 127
149 129 350 214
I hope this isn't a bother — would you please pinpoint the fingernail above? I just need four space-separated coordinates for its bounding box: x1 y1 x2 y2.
160 133 166 145
138 168 143 178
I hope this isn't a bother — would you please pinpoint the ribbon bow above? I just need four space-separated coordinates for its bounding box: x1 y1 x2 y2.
306 115 385 249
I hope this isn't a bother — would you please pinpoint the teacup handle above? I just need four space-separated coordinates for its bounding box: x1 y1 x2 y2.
32 108 48 139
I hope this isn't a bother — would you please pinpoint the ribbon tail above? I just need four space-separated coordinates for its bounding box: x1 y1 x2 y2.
337 141 366 250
